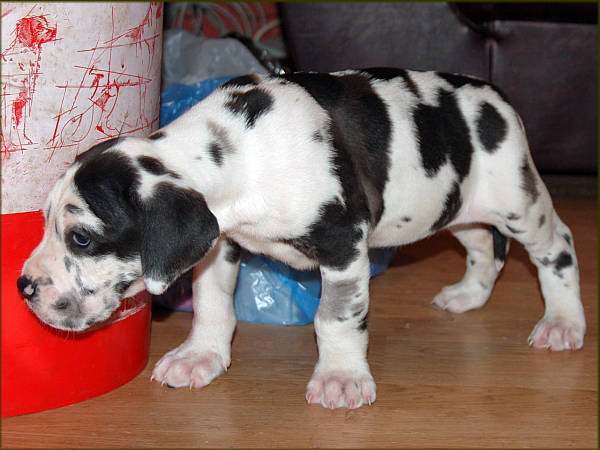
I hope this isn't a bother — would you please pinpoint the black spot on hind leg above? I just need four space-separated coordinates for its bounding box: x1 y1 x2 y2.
521 157 540 204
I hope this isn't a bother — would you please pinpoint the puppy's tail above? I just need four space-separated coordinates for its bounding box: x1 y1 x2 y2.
491 226 509 272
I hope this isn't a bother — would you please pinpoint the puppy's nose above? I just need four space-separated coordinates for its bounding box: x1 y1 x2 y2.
17 275 37 301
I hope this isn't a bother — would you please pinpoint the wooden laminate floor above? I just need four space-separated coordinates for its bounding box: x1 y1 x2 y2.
2 198 597 448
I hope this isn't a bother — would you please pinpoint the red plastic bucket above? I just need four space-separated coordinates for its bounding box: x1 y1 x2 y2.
1 211 152 417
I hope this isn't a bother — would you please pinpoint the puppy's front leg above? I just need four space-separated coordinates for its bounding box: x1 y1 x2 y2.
306 244 376 409
152 238 240 388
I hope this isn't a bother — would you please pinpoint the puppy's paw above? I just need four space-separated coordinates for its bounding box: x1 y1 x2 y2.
306 370 376 409
432 282 490 313
528 316 585 351
151 346 230 389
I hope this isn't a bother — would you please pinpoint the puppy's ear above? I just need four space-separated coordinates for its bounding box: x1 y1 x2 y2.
140 182 220 294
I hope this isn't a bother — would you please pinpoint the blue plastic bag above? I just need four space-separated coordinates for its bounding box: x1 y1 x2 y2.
155 78 398 325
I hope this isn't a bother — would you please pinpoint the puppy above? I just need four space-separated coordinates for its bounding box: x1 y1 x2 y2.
18 69 585 409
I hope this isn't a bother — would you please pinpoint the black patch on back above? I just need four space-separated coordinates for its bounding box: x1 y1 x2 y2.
520 158 540 204
74 147 141 259
491 227 508 265
225 88 274 128
414 89 473 183
361 67 420 99
431 182 462 232
280 71 392 226
437 72 510 104
148 131 166 140
222 74 259 88
137 156 181 179
477 102 507 153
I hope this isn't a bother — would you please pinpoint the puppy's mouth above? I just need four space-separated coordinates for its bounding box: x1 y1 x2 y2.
25 291 121 332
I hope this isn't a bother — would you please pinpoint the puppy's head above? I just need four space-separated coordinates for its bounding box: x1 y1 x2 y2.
18 137 219 331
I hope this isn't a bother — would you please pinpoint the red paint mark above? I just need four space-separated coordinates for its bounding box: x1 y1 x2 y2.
12 85 29 127
15 15 57 50
1 11 58 157
3 4 161 163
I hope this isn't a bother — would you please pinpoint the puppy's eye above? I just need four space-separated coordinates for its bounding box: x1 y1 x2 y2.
72 231 91 247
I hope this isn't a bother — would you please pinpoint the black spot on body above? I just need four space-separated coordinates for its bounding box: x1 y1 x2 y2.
148 131 166 140
477 102 507 153
285 201 363 270
506 213 520 221
225 88 274 128
521 158 540 204
538 214 546 228
431 182 462 232
562 233 572 246
206 121 234 166
414 90 473 183
209 142 224 166
137 156 180 179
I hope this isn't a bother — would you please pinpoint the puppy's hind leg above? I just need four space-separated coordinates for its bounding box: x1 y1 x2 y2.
492 156 585 351
151 237 241 388
432 225 508 313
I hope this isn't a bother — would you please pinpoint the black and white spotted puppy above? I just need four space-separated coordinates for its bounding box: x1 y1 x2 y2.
18 69 585 409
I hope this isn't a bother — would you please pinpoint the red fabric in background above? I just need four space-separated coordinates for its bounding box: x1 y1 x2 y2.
168 2 282 41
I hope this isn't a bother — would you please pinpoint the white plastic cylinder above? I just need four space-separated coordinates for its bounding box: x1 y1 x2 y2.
1 2 163 214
